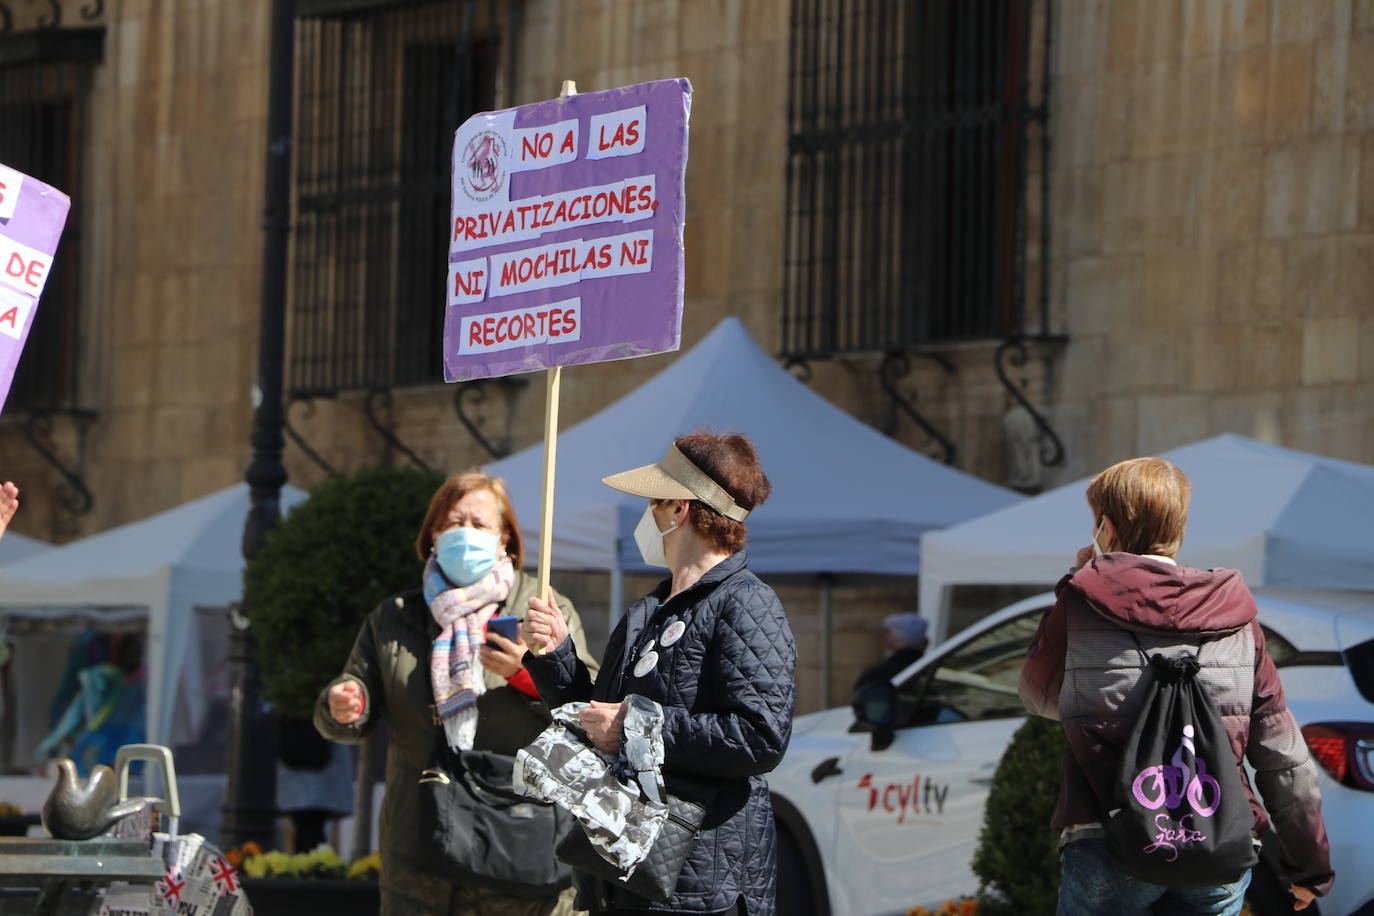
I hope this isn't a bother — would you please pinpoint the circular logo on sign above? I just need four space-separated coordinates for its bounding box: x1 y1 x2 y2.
633 649 660 678
660 619 687 647
459 129 507 202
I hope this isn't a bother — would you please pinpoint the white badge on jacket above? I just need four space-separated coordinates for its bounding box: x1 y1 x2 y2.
660 618 687 647
633 649 660 678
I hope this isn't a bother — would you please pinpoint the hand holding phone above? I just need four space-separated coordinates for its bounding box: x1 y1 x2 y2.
480 616 527 679
485 615 520 648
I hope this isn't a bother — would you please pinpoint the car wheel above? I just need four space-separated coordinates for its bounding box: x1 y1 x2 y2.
1247 859 1320 916
775 826 818 916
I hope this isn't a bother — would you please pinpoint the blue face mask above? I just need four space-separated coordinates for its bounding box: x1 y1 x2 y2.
435 527 502 586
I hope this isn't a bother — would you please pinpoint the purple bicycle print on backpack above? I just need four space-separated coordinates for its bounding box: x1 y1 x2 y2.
1129 723 1222 861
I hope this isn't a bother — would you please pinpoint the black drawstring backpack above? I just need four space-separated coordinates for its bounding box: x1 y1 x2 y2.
1105 634 1258 887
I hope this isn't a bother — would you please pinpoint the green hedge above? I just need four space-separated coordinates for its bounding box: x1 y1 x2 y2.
244 466 445 719
971 715 1067 915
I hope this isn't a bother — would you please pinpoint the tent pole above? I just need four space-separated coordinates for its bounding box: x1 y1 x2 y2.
610 546 624 630
819 573 834 709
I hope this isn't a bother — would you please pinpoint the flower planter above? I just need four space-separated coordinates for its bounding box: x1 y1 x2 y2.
240 877 379 916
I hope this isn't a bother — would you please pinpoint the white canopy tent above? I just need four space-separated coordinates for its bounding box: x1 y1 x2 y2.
919 434 1374 641
0 483 308 746
488 316 1020 580
0 530 50 567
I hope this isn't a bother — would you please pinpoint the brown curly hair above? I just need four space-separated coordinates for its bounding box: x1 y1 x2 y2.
670 432 771 554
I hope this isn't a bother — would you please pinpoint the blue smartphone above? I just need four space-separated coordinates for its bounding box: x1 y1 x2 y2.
486 615 520 647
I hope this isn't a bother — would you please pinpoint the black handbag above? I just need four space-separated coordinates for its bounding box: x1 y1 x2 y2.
554 792 707 904
410 739 573 897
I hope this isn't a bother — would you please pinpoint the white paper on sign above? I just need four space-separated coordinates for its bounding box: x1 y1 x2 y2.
511 118 579 173
458 298 582 355
0 286 33 341
586 105 648 160
452 111 516 212
0 233 52 298
0 163 23 220
447 255 490 306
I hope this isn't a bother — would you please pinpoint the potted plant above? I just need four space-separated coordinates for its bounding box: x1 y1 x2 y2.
232 844 381 916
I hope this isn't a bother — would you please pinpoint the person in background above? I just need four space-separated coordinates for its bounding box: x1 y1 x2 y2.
853 612 929 693
315 471 599 916
0 480 18 540
1018 457 1332 915
276 716 354 851
524 432 797 916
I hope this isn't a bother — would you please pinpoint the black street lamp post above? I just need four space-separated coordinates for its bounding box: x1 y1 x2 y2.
222 0 295 850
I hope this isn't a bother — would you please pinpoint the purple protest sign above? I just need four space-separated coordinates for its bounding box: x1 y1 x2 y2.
443 78 691 382
0 162 71 413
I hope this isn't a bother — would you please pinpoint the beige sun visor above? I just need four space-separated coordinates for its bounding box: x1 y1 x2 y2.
602 445 750 521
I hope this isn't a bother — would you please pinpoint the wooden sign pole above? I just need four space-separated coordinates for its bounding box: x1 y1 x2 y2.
533 79 578 621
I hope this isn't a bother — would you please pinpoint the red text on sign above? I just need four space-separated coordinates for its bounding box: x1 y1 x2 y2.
4 252 46 290
453 269 485 297
457 298 582 355
598 119 640 153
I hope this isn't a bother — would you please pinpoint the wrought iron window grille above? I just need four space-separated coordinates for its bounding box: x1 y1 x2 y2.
286 0 501 401
283 395 339 477
0 1 103 35
453 376 526 461
783 0 1063 468
363 387 434 472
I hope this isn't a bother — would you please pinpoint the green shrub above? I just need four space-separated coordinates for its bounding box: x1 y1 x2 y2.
970 715 1067 915
244 466 445 718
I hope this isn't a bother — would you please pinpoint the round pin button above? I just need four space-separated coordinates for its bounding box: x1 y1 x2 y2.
660 619 687 647
633 649 660 678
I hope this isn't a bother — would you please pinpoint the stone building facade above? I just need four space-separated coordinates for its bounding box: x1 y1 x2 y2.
2 0 1371 712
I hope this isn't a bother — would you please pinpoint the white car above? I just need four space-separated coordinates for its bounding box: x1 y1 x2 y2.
769 590 1374 916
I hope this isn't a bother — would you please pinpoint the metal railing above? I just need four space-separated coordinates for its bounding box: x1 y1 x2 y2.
286 0 498 396
782 0 1044 359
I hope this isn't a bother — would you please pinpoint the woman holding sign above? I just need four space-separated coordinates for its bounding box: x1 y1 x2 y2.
523 432 797 916
315 471 598 916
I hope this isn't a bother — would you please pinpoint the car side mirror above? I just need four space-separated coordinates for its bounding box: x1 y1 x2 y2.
850 681 896 751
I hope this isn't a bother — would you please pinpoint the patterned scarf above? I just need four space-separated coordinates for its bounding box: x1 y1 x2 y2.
425 555 515 750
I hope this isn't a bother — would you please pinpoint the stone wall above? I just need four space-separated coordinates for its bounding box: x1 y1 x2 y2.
1047 0 1374 481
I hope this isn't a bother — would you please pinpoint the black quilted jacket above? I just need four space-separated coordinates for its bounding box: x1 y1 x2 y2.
525 550 797 915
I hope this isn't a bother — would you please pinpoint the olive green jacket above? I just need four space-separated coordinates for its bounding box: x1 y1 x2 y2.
313 570 598 878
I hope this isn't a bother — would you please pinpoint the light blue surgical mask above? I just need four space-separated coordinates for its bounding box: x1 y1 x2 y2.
435 527 501 586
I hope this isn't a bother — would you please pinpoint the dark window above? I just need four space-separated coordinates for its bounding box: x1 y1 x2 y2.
0 60 86 412
1346 639 1374 706
783 0 1042 358
895 610 1041 727
288 1 498 396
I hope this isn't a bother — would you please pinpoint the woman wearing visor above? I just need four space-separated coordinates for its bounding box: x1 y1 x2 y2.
523 431 797 916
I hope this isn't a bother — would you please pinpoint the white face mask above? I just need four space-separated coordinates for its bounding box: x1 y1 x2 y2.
633 502 680 568
1091 518 1107 558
